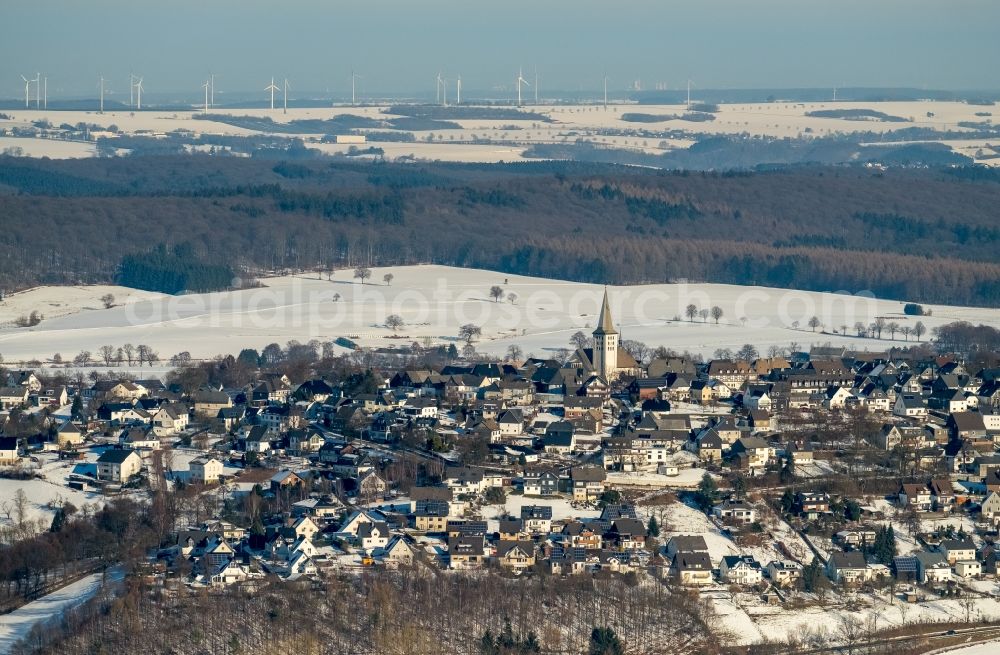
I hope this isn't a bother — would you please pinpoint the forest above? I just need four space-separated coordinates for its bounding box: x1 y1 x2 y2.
0 156 998 305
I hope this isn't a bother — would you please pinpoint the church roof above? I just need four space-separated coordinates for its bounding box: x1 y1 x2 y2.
592 290 618 336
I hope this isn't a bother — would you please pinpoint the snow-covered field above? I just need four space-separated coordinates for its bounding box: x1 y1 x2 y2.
0 136 96 158
0 450 108 532
945 641 1000 654
0 265 996 366
0 566 124 654
0 285 165 326
2 99 997 164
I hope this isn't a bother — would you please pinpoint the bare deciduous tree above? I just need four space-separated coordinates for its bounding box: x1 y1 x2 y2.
458 324 481 344
569 331 591 350
353 266 372 285
385 314 404 332
98 345 116 367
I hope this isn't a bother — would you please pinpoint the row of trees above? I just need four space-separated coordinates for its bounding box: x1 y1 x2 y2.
684 304 724 324
89 343 159 367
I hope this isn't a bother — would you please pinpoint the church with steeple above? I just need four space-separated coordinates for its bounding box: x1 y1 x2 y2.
572 290 641 381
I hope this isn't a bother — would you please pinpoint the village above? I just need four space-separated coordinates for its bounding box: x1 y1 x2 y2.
2 292 1000 649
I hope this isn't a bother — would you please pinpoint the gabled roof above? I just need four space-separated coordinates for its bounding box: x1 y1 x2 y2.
97 448 138 464
829 551 867 569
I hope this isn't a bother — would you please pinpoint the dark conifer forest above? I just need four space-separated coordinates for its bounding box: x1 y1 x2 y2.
0 155 998 305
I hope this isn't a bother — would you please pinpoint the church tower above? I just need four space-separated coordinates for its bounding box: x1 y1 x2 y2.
592 289 619 380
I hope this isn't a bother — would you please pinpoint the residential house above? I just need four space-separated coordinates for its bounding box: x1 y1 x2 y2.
193 389 233 416
562 521 603 550
665 535 709 559
380 536 414 567
151 403 189 437
444 466 486 496
766 560 803 587
496 540 536 573
520 505 553 534
827 551 869 584
928 479 956 513
119 425 160 450
671 552 714 586
189 457 224 484
915 552 952 584
56 421 85 448
955 560 982 579
982 491 1000 523
570 466 606 501
0 386 29 410
414 501 450 532
607 518 647 550
940 539 976 565
448 536 486 570
720 555 764 586
894 395 928 419
0 437 20 465
357 522 390 551
713 499 757 525
898 483 932 512
834 529 877 549
797 492 831 519
695 430 723 463
270 470 306 494
96 448 142 483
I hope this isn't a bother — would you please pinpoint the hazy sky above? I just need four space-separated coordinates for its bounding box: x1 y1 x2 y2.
2 0 998 99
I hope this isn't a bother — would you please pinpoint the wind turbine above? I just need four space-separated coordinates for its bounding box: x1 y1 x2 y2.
135 77 144 110
686 79 693 108
20 75 31 108
283 78 290 114
435 72 442 105
202 79 210 113
534 66 538 105
515 68 530 107
33 73 41 109
210 73 215 107
265 77 279 111
129 73 135 109
98 75 106 113
42 76 47 109
456 76 462 105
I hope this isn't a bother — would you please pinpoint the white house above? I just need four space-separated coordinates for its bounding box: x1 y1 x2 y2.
190 457 224 484
940 539 976 565
713 499 757 525
894 395 928 419
982 492 1000 523
766 560 802 587
720 555 763 586
0 437 20 466
955 560 982 578
96 449 142 483
152 404 189 437
358 522 390 551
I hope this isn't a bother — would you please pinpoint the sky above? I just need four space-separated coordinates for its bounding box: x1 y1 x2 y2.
1 0 998 100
